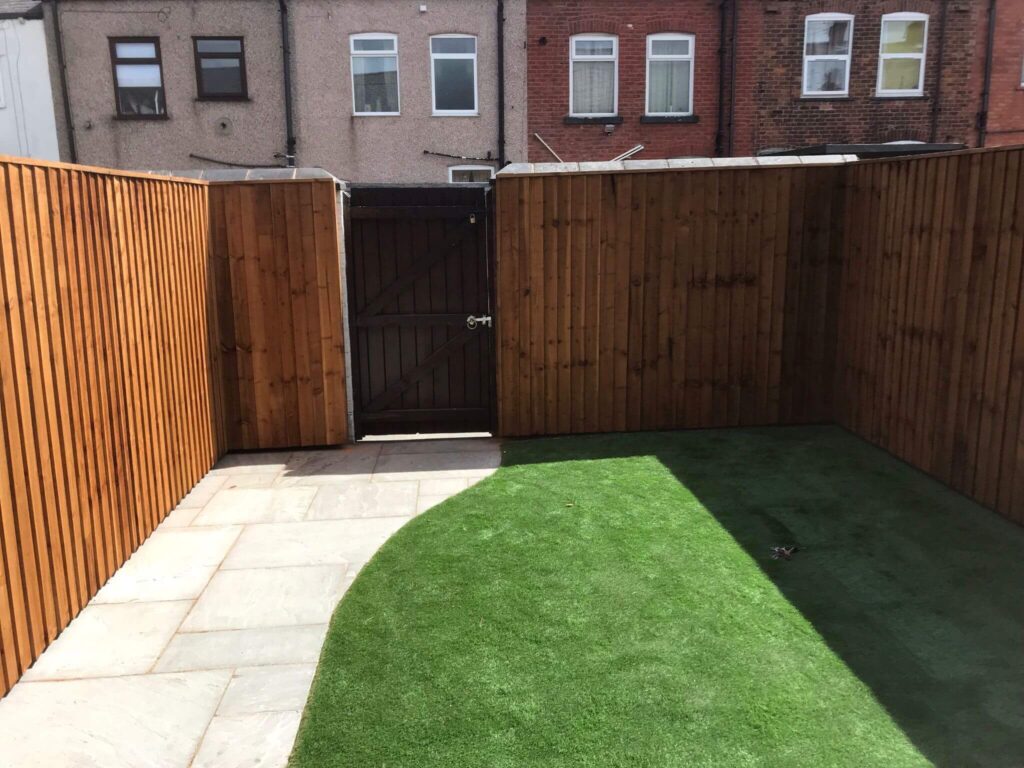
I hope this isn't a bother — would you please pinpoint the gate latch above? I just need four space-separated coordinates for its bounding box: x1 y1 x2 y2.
466 314 492 330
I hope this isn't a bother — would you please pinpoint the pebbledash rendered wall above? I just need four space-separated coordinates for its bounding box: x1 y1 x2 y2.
43 0 529 183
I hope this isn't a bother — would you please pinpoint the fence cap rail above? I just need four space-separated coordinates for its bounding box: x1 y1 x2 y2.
0 153 208 185
497 154 859 178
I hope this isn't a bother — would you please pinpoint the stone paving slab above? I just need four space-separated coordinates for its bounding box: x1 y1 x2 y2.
0 437 500 767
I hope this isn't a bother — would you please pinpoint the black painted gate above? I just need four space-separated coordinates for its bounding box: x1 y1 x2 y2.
345 185 495 438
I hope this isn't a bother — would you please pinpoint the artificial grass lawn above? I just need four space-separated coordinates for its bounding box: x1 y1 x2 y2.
289 426 1024 768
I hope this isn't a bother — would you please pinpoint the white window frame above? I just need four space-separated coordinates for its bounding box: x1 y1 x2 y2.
350 33 400 117
802 13 854 97
569 34 618 118
876 12 928 97
645 33 695 117
448 164 495 184
430 34 478 116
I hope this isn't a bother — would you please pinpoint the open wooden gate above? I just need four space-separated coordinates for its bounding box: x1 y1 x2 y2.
345 185 495 438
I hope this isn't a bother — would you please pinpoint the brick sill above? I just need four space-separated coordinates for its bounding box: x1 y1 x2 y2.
641 115 699 124
564 115 624 125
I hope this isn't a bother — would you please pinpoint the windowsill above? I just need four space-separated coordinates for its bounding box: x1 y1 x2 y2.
800 95 850 101
113 114 170 121
195 96 251 103
873 93 927 100
432 112 480 117
564 115 623 125
641 114 699 124
353 112 402 117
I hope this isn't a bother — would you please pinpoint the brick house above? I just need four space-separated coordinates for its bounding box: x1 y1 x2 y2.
526 0 1022 161
985 0 1024 146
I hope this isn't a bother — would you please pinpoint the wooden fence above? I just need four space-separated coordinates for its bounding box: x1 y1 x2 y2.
0 158 348 696
494 163 845 436
209 180 347 450
837 145 1024 526
0 157 219 693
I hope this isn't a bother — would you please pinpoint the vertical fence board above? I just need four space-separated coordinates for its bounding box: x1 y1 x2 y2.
207 179 348 450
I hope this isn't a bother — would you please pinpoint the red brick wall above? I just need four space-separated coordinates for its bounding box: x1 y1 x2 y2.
986 0 1024 146
527 0 990 160
736 1 984 154
526 0 723 162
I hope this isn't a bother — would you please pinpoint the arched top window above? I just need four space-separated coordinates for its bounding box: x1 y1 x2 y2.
802 13 854 97
877 12 928 96
350 33 399 115
569 34 618 117
646 33 695 116
430 34 478 115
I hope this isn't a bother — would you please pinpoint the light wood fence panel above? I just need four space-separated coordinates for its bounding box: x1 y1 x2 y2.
837 145 1024 526
494 164 846 437
0 156 222 695
208 180 348 450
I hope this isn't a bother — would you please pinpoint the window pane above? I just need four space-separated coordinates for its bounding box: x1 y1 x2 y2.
805 59 847 92
648 60 690 113
434 58 475 111
353 55 399 112
115 42 156 59
118 88 163 116
651 38 690 57
880 58 922 90
572 60 614 113
452 168 492 183
881 20 926 54
196 39 241 54
353 38 395 53
200 58 242 94
574 39 614 57
431 37 475 55
805 20 850 55
116 63 162 87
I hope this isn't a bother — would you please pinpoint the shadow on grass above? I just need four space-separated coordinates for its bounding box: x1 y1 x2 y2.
502 425 1024 768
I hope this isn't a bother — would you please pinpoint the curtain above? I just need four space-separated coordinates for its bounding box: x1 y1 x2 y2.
573 61 615 114
648 60 691 113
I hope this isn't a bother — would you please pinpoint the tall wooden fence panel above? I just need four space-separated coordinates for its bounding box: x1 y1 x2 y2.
494 164 845 437
208 179 348 450
0 157 222 694
837 146 1024 525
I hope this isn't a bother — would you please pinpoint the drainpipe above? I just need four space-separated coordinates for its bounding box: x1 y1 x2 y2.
50 0 78 162
727 0 738 156
929 0 948 143
929 0 950 143
978 0 996 147
278 0 296 166
497 0 506 166
714 0 726 156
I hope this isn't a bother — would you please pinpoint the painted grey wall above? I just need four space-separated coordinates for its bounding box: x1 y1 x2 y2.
44 0 527 182
0 17 60 160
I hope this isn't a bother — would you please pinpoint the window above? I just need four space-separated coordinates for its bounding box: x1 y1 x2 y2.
430 35 477 115
109 38 165 118
448 165 494 183
646 33 694 116
570 35 617 117
802 14 853 96
877 13 928 96
351 34 400 115
193 37 247 100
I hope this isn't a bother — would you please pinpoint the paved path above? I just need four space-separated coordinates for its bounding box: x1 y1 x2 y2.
0 438 500 768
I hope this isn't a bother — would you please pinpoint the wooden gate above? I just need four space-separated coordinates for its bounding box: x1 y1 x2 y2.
346 185 495 438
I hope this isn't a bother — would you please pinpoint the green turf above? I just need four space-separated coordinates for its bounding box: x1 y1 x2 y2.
289 426 1024 768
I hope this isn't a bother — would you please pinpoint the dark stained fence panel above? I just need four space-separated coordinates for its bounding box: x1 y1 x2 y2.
347 185 495 438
